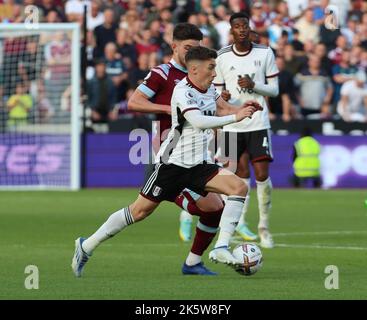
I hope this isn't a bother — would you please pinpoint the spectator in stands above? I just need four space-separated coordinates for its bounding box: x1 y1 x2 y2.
268 14 291 50
45 9 62 23
116 28 138 65
0 0 20 23
43 32 71 118
311 0 329 25
268 56 298 122
332 50 359 105
337 71 367 122
294 7 320 44
100 0 125 25
6 82 33 126
40 0 66 22
290 28 304 53
286 0 308 19
197 12 220 49
314 43 333 76
119 9 142 35
328 35 348 64
93 8 117 58
283 44 305 76
103 42 128 102
127 53 150 89
65 0 90 23
87 60 117 123
135 28 160 56
87 0 104 31
250 1 270 34
213 5 231 48
341 14 359 46
294 54 333 118
18 38 44 100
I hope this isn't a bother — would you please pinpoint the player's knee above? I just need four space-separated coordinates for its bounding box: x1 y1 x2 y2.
255 172 269 182
229 180 248 197
130 204 154 222
197 199 224 212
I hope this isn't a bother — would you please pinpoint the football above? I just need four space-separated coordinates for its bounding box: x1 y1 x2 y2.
232 243 263 276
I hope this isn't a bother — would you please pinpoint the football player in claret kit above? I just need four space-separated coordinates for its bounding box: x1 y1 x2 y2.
128 23 225 246
72 46 262 277
214 12 279 248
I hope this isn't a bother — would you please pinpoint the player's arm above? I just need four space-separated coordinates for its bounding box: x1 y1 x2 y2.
127 68 171 114
238 47 280 98
183 108 256 130
127 89 171 114
238 75 279 97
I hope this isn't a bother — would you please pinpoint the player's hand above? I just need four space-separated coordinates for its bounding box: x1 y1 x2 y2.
242 100 263 111
237 75 255 89
235 105 256 122
221 90 231 101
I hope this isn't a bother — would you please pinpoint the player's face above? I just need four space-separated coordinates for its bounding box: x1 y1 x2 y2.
231 18 250 44
197 59 217 89
172 39 201 67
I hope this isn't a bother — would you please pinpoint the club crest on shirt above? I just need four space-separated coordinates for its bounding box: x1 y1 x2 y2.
185 90 195 99
152 185 162 197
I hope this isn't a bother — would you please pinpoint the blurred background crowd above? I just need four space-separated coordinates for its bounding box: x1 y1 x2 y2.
0 0 366 127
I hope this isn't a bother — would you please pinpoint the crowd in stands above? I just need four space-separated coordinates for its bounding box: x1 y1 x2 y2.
0 0 366 128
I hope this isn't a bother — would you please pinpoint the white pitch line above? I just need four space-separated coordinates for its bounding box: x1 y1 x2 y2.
275 243 367 251
272 231 367 237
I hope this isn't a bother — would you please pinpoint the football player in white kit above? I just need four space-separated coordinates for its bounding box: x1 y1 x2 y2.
213 12 279 248
72 46 263 277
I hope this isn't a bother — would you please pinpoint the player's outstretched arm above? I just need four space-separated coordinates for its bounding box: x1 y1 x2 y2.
183 107 257 130
216 96 263 116
127 89 171 114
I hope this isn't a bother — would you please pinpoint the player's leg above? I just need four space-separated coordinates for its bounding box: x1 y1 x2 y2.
253 160 274 248
175 187 224 241
72 195 159 277
182 192 223 275
247 129 274 249
235 152 258 241
204 169 248 266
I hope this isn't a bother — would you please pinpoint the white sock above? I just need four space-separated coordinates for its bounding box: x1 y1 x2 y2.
256 177 272 230
82 207 134 255
215 195 246 248
239 178 251 225
185 252 201 266
180 210 193 222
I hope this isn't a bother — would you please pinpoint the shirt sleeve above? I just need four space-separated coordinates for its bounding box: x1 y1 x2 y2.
265 48 279 79
173 86 200 115
136 67 166 98
213 56 225 90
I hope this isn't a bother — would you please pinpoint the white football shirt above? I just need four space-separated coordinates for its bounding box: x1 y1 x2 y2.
157 77 219 168
214 43 279 132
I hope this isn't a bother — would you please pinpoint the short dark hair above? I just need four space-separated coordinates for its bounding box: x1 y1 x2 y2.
229 12 250 25
173 23 203 41
185 46 217 64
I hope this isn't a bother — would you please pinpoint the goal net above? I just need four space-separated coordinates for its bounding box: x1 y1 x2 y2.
0 24 80 190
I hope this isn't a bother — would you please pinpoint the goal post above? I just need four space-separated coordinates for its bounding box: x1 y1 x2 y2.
0 23 81 190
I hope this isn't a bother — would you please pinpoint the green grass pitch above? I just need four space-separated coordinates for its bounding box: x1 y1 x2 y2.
0 189 366 300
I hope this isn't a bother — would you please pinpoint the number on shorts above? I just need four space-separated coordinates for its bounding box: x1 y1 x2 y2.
262 137 268 148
